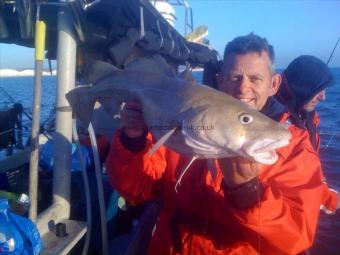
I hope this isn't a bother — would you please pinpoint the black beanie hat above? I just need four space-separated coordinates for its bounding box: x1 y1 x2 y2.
282 55 335 108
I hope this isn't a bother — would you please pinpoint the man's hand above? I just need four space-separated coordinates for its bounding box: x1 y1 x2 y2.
120 100 147 138
218 157 261 188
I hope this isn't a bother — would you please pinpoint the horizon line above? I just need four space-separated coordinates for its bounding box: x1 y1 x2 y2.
1 66 340 71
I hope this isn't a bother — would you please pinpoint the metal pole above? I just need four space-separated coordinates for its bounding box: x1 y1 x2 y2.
36 7 76 236
53 8 76 220
29 14 46 222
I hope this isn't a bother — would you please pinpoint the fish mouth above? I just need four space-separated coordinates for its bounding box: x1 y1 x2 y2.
253 139 290 153
243 138 290 165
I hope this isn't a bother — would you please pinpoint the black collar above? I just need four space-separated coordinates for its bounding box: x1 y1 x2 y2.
260 97 287 121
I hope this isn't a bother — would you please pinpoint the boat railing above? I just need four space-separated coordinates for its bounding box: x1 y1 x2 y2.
166 0 193 35
150 0 193 36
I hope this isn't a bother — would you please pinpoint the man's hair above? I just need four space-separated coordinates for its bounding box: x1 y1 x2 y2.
223 33 275 71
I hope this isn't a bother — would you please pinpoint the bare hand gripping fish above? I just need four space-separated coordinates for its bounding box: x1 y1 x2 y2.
66 57 291 169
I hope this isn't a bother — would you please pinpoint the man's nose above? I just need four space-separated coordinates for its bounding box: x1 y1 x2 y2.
238 77 252 93
317 90 326 101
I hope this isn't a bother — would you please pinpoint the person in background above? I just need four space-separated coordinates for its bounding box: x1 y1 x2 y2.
276 55 335 151
276 55 339 214
106 33 326 254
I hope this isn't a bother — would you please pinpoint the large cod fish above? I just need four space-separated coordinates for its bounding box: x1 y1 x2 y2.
66 56 291 167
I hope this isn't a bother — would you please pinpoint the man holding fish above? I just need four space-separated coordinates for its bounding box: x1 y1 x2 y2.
67 33 325 254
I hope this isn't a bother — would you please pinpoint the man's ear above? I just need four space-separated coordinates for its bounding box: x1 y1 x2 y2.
269 73 282 96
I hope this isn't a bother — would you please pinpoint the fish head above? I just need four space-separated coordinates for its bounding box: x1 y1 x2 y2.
182 100 292 164
234 110 292 164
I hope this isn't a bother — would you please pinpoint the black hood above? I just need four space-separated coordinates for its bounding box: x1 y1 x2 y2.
277 55 335 111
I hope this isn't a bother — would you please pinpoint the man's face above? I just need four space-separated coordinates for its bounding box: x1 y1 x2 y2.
303 90 326 112
218 51 281 111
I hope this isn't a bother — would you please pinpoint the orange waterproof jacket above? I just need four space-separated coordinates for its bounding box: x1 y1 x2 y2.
106 115 325 255
313 113 338 214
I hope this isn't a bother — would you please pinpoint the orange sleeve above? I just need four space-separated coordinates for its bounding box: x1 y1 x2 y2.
320 184 338 214
230 126 324 254
313 112 338 212
105 129 166 205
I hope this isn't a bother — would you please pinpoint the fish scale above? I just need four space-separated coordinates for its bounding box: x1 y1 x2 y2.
66 57 291 165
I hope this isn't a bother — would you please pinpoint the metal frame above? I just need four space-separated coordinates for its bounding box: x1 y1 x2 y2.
167 0 193 35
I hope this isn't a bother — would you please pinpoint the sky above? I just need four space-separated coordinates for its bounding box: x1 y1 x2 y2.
0 0 339 69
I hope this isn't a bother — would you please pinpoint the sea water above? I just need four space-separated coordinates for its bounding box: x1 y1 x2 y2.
0 76 56 138
1 69 339 254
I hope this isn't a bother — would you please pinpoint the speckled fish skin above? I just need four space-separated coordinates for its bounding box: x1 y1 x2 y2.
66 63 291 165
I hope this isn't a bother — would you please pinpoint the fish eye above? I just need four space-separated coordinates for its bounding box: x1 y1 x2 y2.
238 113 253 125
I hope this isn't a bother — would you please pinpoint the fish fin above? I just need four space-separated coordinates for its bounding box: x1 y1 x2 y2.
175 156 198 193
88 60 122 84
125 55 175 77
207 159 218 181
97 96 123 116
66 85 96 128
149 127 177 156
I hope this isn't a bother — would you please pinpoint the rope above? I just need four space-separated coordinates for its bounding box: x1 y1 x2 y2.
0 128 15 135
319 130 340 151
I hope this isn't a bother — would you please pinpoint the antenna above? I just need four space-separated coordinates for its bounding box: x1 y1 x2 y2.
326 36 340 65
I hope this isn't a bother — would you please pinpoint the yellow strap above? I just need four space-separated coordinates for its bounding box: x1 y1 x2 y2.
35 21 46 61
